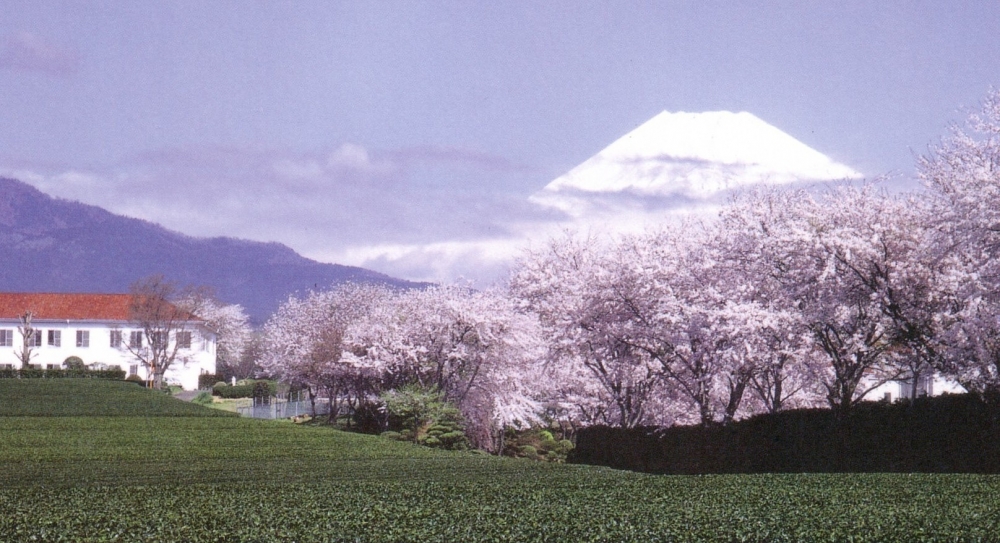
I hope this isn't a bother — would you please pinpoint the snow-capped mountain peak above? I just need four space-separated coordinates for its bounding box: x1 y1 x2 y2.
531 110 863 215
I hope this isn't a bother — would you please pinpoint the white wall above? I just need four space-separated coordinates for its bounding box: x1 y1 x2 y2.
0 320 216 390
864 373 966 403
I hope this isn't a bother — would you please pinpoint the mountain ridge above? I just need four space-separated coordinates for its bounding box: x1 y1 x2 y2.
0 177 424 323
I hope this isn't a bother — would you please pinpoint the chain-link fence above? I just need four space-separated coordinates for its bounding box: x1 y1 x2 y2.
236 391 329 419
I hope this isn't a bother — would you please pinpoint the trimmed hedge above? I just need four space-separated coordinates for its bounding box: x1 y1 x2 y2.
212 380 274 399
0 368 126 380
198 373 224 390
569 393 1000 474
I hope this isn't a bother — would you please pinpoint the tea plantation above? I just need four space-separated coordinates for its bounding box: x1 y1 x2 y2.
2 380 1000 542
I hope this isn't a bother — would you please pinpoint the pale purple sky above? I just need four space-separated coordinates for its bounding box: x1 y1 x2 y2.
3 2 1000 283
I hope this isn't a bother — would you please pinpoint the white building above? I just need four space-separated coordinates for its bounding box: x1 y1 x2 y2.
865 373 966 403
0 292 216 390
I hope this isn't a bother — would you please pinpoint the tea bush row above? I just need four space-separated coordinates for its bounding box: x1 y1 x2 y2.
0 380 235 417
1 474 999 542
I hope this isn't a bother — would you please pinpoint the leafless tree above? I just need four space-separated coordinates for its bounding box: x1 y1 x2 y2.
15 311 38 369
118 275 209 389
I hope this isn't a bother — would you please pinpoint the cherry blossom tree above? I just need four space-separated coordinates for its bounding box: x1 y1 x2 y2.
610 224 777 426
261 283 392 419
920 89 1000 395
718 189 824 413
263 282 546 449
353 284 547 449
510 233 669 428
178 296 253 380
719 187 933 415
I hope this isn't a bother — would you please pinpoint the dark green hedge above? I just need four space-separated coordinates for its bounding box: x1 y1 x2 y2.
569 394 1000 473
0 368 126 380
198 373 224 390
212 381 273 399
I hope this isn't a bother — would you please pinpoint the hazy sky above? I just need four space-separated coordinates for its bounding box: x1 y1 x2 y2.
3 2 1000 283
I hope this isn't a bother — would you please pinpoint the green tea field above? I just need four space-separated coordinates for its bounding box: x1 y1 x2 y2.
1 379 999 542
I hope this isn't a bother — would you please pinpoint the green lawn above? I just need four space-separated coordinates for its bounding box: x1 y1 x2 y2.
1 379 999 542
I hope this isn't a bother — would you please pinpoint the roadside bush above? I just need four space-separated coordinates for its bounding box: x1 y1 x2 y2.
192 391 214 406
125 375 145 386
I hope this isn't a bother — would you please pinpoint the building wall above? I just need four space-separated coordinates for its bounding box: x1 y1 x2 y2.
864 373 966 403
0 320 216 390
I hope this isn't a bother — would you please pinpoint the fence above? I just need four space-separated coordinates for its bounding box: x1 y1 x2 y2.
236 391 330 419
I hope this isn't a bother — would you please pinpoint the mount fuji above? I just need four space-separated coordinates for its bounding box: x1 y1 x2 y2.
530 110 863 219
331 110 867 285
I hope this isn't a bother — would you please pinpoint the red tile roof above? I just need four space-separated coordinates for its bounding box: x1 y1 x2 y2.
0 293 195 321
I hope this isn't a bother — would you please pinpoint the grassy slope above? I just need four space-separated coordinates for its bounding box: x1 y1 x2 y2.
1 380 999 542
0 379 235 417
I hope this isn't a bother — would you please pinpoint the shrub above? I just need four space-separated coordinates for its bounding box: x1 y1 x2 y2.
252 381 271 404
19 368 45 379
352 401 388 434
63 356 85 370
192 391 214 406
501 426 575 462
95 368 127 380
0 367 125 381
212 381 274 399
380 385 470 451
198 373 224 390
125 375 145 386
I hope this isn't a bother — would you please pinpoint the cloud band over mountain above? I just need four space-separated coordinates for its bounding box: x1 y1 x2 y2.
3 111 863 285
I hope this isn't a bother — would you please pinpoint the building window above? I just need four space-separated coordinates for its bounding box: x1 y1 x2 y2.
150 331 168 350
129 331 143 349
76 330 90 348
129 364 138 376
27 332 42 347
176 331 192 349
0 329 12 347
110 330 122 348
47 330 61 347
46 364 58 370
0 364 14 370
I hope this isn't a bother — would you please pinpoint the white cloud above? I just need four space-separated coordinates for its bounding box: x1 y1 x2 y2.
0 142 547 285
1 111 869 287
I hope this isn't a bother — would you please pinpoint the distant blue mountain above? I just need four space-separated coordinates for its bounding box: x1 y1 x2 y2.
0 177 425 323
